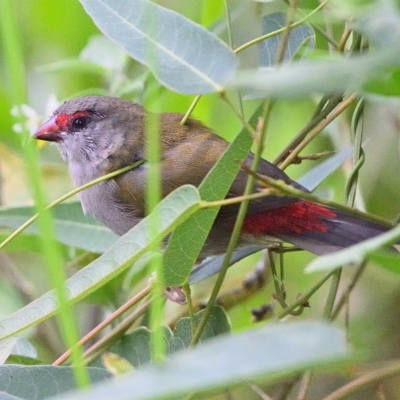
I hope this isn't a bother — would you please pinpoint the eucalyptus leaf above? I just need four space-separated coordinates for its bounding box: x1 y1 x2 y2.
0 186 200 340
236 47 400 98
259 12 315 67
79 0 237 94
0 203 117 253
10 338 38 360
162 106 257 286
238 0 400 98
244 12 315 99
0 366 110 400
0 391 23 400
108 306 230 367
0 338 39 366
0 338 17 364
50 322 349 400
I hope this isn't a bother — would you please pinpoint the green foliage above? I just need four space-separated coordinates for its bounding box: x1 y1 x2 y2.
0 0 400 399
0 366 110 399
55 321 348 400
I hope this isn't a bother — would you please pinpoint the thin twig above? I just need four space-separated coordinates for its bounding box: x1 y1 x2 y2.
279 94 358 170
321 361 400 400
53 284 151 366
83 299 152 366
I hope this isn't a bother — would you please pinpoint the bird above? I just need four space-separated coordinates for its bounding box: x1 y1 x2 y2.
33 95 393 259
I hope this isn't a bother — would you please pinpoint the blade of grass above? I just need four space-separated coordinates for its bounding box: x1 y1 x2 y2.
0 0 88 387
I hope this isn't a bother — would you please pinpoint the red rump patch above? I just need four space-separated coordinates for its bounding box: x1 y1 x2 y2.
242 201 337 235
55 111 90 131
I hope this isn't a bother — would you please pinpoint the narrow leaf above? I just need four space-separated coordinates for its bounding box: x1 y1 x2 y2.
50 322 349 400
0 203 118 253
162 107 259 286
0 186 200 340
259 12 315 67
236 47 400 98
79 0 237 93
0 338 17 365
109 306 230 367
306 224 400 272
0 366 110 399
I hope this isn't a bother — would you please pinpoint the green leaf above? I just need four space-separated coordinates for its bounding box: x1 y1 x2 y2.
259 12 315 67
79 0 237 94
11 338 37 360
0 203 118 253
237 1 400 98
108 306 230 367
2 338 39 366
0 391 23 399
0 338 17 364
0 186 201 340
0 365 110 399
236 47 400 98
306 224 400 272
50 322 349 400
162 108 258 286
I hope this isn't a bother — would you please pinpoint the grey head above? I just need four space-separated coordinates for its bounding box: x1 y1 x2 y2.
34 96 146 168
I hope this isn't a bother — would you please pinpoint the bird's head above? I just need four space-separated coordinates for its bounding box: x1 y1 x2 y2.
34 96 145 166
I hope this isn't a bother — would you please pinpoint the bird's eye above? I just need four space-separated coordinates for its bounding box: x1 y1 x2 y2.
71 116 90 130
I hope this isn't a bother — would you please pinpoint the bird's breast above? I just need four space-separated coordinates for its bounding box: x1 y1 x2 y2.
78 180 141 236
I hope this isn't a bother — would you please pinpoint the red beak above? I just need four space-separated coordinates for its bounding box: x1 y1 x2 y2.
33 116 63 142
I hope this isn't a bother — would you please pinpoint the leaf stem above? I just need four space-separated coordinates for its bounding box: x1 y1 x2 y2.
180 95 201 125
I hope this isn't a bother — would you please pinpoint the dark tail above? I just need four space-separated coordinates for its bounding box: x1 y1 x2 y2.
278 210 393 256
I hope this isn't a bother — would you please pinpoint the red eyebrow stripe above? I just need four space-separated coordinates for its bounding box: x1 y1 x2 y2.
55 111 91 131
55 114 70 130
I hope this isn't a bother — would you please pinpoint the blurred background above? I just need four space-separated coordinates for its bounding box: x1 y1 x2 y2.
1 0 400 398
